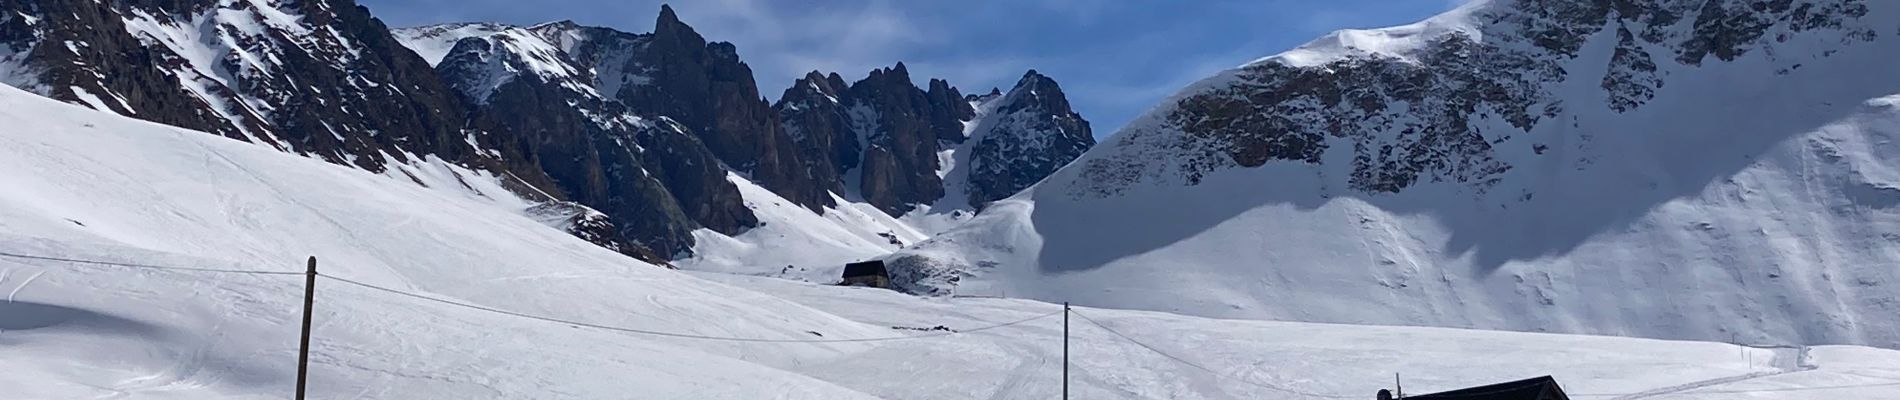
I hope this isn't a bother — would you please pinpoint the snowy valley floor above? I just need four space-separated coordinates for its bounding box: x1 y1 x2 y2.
695 273 1900 399
7 246 1900 400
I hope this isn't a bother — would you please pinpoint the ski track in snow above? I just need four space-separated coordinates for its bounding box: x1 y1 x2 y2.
1607 346 1810 399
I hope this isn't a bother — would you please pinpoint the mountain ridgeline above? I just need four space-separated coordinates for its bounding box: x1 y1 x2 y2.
775 66 1094 214
0 0 1093 260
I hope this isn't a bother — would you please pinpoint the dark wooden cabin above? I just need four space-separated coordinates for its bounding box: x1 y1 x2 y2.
840 260 892 289
1407 376 1569 400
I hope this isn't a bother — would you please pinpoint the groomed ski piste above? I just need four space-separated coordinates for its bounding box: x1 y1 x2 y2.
2 82 1899 399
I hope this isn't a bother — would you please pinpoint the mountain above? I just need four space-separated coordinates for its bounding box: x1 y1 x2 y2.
673 66 1094 279
7 81 1900 399
890 0 1900 348
1 0 1093 266
775 67 1095 215
0 0 476 171
392 8 1095 270
962 70 1095 207
0 0 675 261
392 20 754 258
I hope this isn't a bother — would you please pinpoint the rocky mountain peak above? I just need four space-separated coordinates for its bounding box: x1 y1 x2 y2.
656 4 685 34
997 69 1072 114
860 63 911 87
924 78 975 143
648 3 708 63
966 87 1004 103
776 64 1094 215
793 70 846 98
965 70 1094 206
398 7 781 258
611 5 830 212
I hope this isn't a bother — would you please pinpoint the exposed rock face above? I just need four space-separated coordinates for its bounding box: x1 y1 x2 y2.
525 201 671 266
775 71 857 196
1073 0 1881 199
923 78 976 143
966 70 1095 206
615 6 829 211
0 0 232 136
418 21 754 257
0 0 483 172
848 64 952 215
773 64 1092 215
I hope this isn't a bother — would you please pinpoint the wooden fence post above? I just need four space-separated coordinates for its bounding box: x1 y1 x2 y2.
296 256 316 400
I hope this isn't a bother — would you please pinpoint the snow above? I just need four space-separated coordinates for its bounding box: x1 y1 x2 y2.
1262 3 1482 68
895 0 1900 348
679 95 1012 279
676 173 931 282
119 7 281 144
696 272 1900 400
390 23 511 66
4 83 1900 398
393 23 596 102
0 83 888 399
64 85 114 113
0 16 45 95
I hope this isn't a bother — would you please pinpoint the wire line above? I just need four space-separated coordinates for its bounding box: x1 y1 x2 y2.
17 250 1889 396
1070 309 1357 399
0 250 304 275
320 274 1060 343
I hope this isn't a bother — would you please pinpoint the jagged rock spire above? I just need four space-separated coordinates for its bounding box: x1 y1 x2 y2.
775 65 1094 214
966 69 1094 207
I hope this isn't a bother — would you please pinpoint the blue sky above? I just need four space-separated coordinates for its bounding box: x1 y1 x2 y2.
361 0 1462 137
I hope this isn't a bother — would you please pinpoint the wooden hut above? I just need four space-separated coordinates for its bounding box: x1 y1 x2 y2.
839 260 892 289
1407 376 1569 400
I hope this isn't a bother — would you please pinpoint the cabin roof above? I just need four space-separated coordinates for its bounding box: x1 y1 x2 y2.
1411 376 1568 400
843 260 889 278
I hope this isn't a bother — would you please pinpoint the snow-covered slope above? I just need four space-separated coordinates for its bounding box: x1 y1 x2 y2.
674 173 933 282
388 22 512 66
893 0 1900 348
0 82 888 399
5 82 1899 398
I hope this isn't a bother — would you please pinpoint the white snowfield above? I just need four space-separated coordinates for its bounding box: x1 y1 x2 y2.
897 0 1900 349
4 76 1900 399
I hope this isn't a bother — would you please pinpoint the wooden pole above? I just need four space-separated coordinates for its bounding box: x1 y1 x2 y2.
295 256 317 400
1063 302 1070 400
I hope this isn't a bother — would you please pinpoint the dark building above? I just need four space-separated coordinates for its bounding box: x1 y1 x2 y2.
840 260 892 289
1406 376 1569 400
